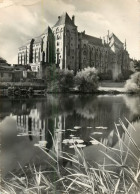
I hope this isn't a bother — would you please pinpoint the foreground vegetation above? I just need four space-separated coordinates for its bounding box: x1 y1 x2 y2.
1 120 140 194
125 72 140 93
46 65 99 93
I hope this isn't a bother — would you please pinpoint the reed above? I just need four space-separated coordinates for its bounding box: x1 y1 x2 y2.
1 120 140 194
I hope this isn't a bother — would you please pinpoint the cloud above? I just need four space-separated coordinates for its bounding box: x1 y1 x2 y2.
0 0 140 63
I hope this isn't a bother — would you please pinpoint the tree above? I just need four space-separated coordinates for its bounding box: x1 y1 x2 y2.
134 60 140 72
45 65 74 92
58 69 74 92
75 67 99 92
0 57 7 64
125 72 140 93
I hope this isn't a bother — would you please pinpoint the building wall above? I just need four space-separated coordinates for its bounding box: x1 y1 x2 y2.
53 21 78 72
18 13 131 80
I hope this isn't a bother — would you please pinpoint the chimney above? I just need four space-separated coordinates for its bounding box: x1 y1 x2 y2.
58 16 60 20
72 15 75 24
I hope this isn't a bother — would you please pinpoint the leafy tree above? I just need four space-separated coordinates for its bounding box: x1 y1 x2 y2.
125 72 140 92
0 57 7 64
45 65 74 92
58 69 74 92
134 60 140 72
75 67 99 92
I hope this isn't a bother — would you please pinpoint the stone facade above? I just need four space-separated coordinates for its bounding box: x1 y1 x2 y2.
18 27 55 77
18 12 130 80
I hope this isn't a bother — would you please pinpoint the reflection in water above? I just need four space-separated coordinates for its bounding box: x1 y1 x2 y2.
1 94 140 178
123 95 140 123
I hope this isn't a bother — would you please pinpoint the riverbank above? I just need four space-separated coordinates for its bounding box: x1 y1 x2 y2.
0 80 138 97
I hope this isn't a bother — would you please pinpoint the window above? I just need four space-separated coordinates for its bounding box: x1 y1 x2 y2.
1 73 3 77
57 42 59 46
57 35 60 40
56 28 59 33
83 51 86 55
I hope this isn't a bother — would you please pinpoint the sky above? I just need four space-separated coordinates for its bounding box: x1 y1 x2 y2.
0 0 140 64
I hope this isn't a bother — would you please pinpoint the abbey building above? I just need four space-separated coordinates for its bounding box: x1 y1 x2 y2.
18 12 130 80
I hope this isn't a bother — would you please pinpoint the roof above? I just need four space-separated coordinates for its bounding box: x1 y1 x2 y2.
109 33 123 45
53 12 75 27
0 65 13 71
82 34 103 46
34 35 42 44
19 38 34 49
43 26 52 34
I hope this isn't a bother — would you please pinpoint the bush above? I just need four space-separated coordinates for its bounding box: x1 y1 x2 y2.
46 66 74 92
75 67 99 92
125 72 140 93
45 64 59 82
58 69 74 92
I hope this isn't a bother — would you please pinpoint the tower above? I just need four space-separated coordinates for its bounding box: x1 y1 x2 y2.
52 12 78 73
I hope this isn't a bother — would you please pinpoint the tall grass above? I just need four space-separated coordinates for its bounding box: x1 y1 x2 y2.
1 120 140 194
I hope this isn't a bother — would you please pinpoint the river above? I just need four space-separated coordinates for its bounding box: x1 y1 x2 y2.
1 94 140 179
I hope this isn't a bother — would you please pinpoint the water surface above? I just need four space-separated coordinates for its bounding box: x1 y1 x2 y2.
1 94 140 178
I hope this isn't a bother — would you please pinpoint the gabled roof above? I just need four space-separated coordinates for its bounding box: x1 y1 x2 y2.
82 33 103 46
53 12 75 27
109 33 123 45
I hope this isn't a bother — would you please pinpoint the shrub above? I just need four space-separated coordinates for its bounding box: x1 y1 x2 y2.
46 66 74 92
58 69 74 92
45 64 59 82
75 67 99 92
125 72 140 93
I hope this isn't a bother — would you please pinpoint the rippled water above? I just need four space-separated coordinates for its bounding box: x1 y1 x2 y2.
1 94 140 178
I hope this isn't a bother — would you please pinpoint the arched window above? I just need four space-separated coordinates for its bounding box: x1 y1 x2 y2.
56 28 59 33
57 34 60 40
83 50 86 55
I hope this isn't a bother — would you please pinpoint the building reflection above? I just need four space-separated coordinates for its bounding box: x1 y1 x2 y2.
2 95 140 179
15 95 130 160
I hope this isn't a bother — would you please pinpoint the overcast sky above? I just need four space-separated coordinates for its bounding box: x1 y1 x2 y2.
0 0 140 64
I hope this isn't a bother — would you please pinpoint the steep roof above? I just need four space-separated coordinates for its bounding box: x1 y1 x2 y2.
82 34 103 46
34 35 42 44
19 39 33 49
43 26 52 34
53 12 75 27
109 33 123 45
